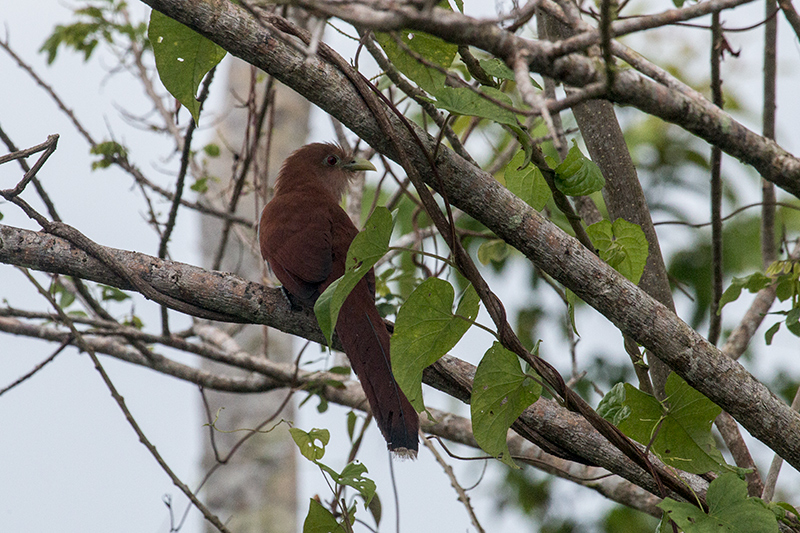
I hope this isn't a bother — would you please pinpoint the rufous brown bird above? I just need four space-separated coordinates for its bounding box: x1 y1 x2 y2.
259 143 419 457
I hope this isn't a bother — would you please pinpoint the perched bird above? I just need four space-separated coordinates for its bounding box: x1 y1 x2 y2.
260 143 419 457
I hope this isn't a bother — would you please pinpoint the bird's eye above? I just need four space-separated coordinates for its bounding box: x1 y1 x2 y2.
325 155 339 166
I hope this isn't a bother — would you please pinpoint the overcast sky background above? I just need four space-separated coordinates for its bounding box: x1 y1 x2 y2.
2 1 800 532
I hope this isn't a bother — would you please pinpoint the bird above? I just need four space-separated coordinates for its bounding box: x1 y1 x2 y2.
259 142 419 458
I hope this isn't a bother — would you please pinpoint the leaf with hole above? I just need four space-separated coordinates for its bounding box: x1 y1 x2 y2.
338 462 376 507
149 10 226 124
289 427 329 462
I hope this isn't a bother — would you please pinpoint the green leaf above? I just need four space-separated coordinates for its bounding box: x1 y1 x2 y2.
478 58 542 89
148 10 226 124
374 31 457 94
100 285 130 302
477 239 510 265
565 288 579 336
471 342 542 468
190 177 209 193
609 373 724 474
123 314 144 330
503 149 551 211
586 218 649 284
596 382 631 426
40 22 100 64
49 280 76 309
202 143 221 157
430 86 520 127
90 141 127 170
765 322 781 345
315 207 394 346
303 499 346 533
656 513 674 533
391 278 479 412
346 411 357 441
338 462 376 507
719 272 774 312
772 501 800 522
449 0 464 12
39 2 144 64
328 366 351 375
479 58 515 81
553 140 605 196
289 427 330 461
315 461 375 508
787 308 800 336
658 473 778 532
367 492 382 527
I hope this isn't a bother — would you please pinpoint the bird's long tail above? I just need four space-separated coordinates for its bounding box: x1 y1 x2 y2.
336 284 419 457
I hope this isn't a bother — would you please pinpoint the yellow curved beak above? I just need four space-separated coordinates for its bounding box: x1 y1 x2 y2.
341 157 377 172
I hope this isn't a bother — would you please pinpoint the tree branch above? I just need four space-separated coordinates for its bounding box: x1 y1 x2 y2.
0 222 713 500
276 0 800 199
130 0 800 472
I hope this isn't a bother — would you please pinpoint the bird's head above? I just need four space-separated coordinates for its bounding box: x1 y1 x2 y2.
274 142 376 199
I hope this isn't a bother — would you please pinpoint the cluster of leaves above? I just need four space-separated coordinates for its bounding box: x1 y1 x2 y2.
598 373 725 475
89 141 127 170
658 473 790 533
289 426 379 532
597 373 796 531
719 259 800 343
40 0 147 64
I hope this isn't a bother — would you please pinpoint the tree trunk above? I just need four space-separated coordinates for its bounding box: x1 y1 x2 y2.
199 56 310 533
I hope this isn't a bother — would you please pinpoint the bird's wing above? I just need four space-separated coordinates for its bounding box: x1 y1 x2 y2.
261 193 334 304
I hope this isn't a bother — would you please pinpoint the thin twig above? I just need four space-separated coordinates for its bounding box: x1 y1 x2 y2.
0 134 60 198
212 71 274 270
359 30 478 167
0 338 70 396
420 433 486 533
512 52 562 153
0 125 62 221
708 12 724 346
18 268 231 533
762 0 778 268
778 0 800 39
159 66 218 260
763 386 800 501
